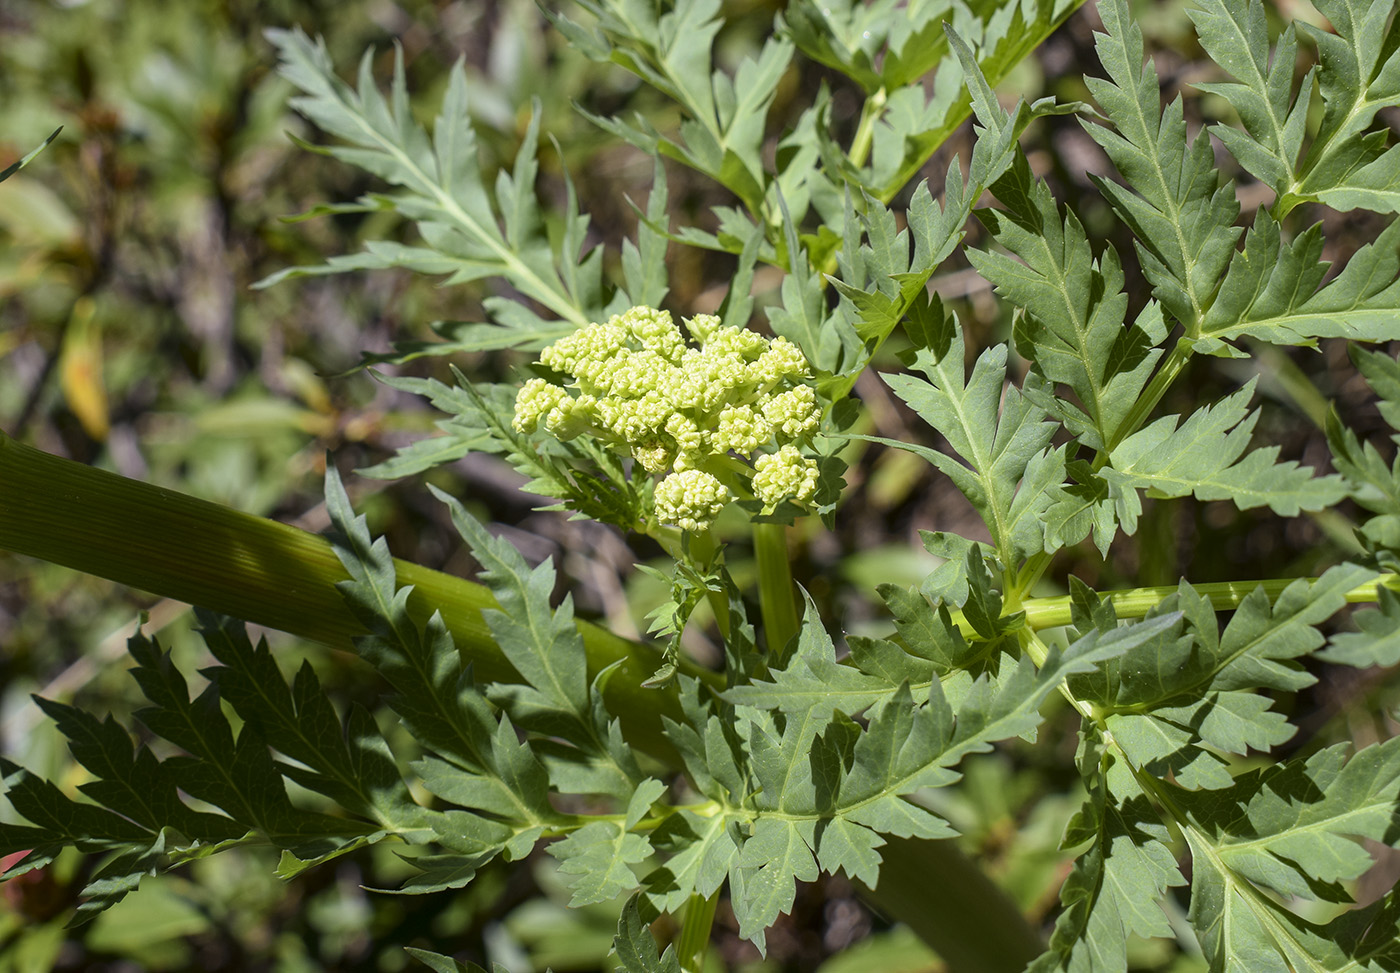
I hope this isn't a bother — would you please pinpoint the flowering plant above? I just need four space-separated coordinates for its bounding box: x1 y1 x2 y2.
4 1 1400 971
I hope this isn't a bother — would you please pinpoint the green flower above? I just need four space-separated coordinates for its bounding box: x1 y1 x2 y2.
752 445 819 509
513 305 823 530
654 469 731 532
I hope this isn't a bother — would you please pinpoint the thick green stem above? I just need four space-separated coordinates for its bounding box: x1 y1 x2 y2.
861 835 1044 972
675 890 719 973
752 521 799 662
0 434 1049 968
0 433 716 761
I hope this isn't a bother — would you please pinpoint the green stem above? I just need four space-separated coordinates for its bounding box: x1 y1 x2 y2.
872 0 1089 204
0 433 718 762
687 529 731 644
1103 336 1195 457
860 836 1044 972
848 87 887 172
675 890 719 973
817 87 886 280
752 521 800 663
1019 573 1399 631
1248 340 1330 429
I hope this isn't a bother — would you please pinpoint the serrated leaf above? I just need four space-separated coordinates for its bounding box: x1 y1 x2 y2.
1282 0 1400 214
547 0 790 215
548 820 653 906
642 808 740 915
126 631 366 851
1179 737 1400 970
1199 214 1400 348
432 487 590 730
722 594 899 717
71 831 170 926
195 611 424 833
1102 380 1347 517
1084 0 1240 328
870 2 1089 200
870 295 1058 565
30 698 241 843
613 894 681 973
730 818 819 942
1042 777 1184 973
1187 0 1311 193
262 29 592 327
971 151 1165 452
1084 566 1373 791
1320 586 1400 667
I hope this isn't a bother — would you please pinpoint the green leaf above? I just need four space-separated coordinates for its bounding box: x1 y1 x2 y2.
357 376 512 481
826 614 1181 855
546 0 791 216
29 697 241 843
324 464 562 860
642 808 740 916
1179 737 1400 969
644 615 1172 952
71 831 171 926
436 487 645 796
1041 455 1137 557
432 487 589 729
262 29 592 327
828 46 1083 383
1187 0 1311 194
869 294 1060 565
870 1 1089 200
770 266 860 377
548 820 654 906
1084 565 1373 790
970 151 1167 452
1328 347 1400 560
0 758 150 845
1283 0 1400 213
413 714 555 825
406 947 503 973
776 0 886 94
1102 380 1348 518
730 817 819 942
613 894 681 973
1083 0 1240 328
878 581 979 672
195 611 426 834
351 318 576 373
1198 214 1400 348
325 464 493 765
1320 586 1400 667
127 629 368 852
1041 766 1184 973
722 594 901 718
621 160 671 310
0 127 61 184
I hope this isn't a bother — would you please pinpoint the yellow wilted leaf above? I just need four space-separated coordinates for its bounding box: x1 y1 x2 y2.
59 296 109 441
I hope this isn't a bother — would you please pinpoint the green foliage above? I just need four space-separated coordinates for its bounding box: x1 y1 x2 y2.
0 127 59 184
258 26 672 350
1191 0 1400 215
9 0 1400 970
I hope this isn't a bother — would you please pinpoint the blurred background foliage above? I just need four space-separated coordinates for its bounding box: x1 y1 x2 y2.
0 0 1394 969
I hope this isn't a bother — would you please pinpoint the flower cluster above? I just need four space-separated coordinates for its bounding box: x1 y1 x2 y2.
514 306 821 531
